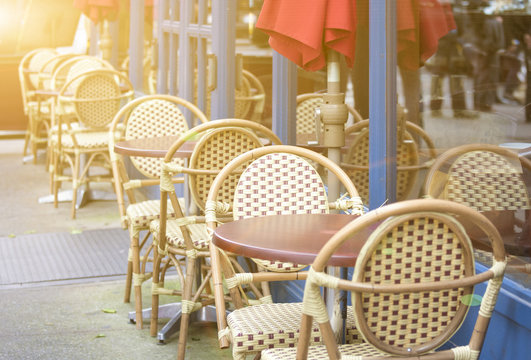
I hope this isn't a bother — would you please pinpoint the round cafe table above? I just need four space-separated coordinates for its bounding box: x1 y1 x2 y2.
212 213 377 267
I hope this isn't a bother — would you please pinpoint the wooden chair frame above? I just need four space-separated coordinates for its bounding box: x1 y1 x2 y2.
108 94 208 329
267 199 506 360
206 145 364 357
151 119 282 359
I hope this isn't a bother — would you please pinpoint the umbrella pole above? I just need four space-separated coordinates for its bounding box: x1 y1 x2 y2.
321 50 348 201
321 50 349 338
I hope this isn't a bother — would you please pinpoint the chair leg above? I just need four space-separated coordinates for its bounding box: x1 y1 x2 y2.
124 244 133 303
177 255 198 360
71 153 81 219
130 226 143 329
150 247 163 337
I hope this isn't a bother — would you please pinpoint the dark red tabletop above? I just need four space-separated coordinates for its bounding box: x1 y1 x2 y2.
212 213 377 267
113 136 196 158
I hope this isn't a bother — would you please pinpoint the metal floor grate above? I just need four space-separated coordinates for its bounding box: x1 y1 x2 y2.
0 228 130 288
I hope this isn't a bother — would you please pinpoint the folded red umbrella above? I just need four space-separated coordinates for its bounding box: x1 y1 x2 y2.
256 0 357 72
397 0 457 70
73 0 120 24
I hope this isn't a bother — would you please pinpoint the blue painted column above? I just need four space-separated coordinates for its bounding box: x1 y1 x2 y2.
368 0 397 209
272 51 297 145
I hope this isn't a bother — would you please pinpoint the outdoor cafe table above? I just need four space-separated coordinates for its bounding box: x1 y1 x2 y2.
212 213 372 267
212 212 377 339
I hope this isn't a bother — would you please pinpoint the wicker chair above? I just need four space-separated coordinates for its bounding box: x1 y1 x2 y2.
195 67 266 123
51 68 134 218
296 93 364 139
108 95 208 329
19 48 57 163
423 143 531 258
235 69 266 123
47 56 115 188
341 119 437 205
149 119 282 359
205 145 365 360
262 198 506 360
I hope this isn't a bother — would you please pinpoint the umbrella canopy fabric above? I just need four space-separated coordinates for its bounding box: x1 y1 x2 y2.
256 0 357 72
398 0 456 70
73 0 120 24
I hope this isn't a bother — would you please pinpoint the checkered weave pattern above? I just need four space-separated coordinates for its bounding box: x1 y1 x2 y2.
355 213 469 351
65 58 108 92
190 127 262 210
59 131 111 149
125 99 189 178
262 342 387 359
228 302 362 360
126 199 178 229
232 153 329 272
343 128 419 204
446 151 531 211
233 153 329 218
234 75 253 118
28 50 56 88
150 219 210 250
72 72 121 129
297 97 323 135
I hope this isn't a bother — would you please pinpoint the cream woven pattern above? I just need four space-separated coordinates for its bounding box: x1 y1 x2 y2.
446 151 531 211
343 128 419 204
126 199 178 228
59 131 110 149
28 50 56 88
233 153 329 218
262 342 386 360
233 153 329 272
124 99 189 178
150 219 210 250
73 73 121 129
297 97 323 135
229 303 361 359
356 214 468 350
190 127 262 210
65 58 108 92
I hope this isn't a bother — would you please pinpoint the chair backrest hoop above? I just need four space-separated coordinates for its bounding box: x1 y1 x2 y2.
189 126 264 211
124 96 192 178
352 211 475 355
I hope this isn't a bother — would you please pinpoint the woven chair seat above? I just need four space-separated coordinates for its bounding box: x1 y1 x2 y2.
150 219 210 250
227 303 361 359
27 100 51 115
126 198 183 229
59 130 121 149
262 342 389 359
252 258 307 273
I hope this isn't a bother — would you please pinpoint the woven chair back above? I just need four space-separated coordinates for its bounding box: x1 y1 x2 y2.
234 75 253 119
124 98 190 179
352 211 475 355
233 153 329 219
27 49 57 89
296 93 364 137
70 70 131 129
233 152 330 272
189 126 263 211
297 96 323 135
38 54 79 91
65 57 113 93
445 150 530 212
343 122 419 204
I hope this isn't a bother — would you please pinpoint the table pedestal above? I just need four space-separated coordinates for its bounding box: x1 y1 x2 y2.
128 304 219 343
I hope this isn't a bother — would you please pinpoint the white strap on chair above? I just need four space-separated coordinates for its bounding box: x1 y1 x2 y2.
161 162 184 192
302 267 339 324
479 259 506 318
205 200 231 224
218 327 231 341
